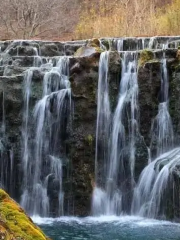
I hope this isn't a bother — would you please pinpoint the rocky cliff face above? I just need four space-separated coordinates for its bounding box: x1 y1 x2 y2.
0 37 180 219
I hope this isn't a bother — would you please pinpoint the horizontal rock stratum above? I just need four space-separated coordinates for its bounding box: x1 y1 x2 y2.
0 189 50 240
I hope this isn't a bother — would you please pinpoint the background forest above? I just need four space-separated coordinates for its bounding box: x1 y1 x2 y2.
0 0 179 40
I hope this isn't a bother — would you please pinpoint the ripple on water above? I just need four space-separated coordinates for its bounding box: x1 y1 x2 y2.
32 216 180 240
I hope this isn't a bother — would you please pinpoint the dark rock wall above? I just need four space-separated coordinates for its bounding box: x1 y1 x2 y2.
67 55 99 215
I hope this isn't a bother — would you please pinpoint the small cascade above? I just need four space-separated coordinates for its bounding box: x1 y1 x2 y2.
21 70 33 190
95 51 111 183
131 148 180 218
93 51 139 216
148 37 156 49
21 56 71 217
117 39 124 51
32 46 43 67
113 37 172 52
150 56 174 157
93 51 111 215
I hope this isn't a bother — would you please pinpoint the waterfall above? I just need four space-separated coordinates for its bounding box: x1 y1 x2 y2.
0 37 180 220
117 39 124 51
21 69 33 190
131 148 180 218
131 53 175 218
95 51 111 183
93 51 139 216
21 56 71 217
93 37 180 219
93 51 111 215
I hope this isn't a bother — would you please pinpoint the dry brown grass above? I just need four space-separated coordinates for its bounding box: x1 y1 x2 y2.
74 0 180 40
0 0 179 41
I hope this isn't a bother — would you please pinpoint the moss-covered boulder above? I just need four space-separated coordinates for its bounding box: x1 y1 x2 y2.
0 189 50 240
74 38 104 57
139 49 154 67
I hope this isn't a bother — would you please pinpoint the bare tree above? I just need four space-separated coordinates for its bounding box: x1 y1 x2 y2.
0 0 60 39
0 0 81 40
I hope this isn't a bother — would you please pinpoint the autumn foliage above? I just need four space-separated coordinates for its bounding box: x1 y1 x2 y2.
75 0 179 39
0 0 180 40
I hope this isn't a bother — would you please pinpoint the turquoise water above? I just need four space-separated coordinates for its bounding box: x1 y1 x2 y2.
33 216 180 240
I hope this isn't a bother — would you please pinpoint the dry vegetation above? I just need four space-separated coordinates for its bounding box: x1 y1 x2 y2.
0 0 179 40
75 0 176 39
0 0 80 40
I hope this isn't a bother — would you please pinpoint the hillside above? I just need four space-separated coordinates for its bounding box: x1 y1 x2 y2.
0 0 178 40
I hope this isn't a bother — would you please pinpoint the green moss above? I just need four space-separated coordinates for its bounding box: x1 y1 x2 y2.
0 189 50 240
74 38 104 57
85 134 93 146
95 47 104 53
139 49 154 67
88 38 100 47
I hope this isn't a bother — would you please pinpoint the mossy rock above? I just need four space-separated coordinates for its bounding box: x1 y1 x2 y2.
74 38 104 57
74 46 103 57
0 189 50 240
88 38 100 48
139 49 154 67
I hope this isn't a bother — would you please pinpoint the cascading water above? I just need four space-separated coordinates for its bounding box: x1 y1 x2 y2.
116 39 124 51
93 37 180 220
21 69 33 192
131 148 180 218
1 37 180 221
93 51 111 215
150 56 174 157
21 56 71 217
131 51 176 218
95 51 111 183
93 51 139 216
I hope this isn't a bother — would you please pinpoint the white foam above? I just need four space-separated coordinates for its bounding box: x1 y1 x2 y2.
32 216 55 225
31 215 180 227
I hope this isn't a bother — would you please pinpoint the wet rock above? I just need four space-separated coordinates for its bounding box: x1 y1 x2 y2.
74 39 103 58
138 60 161 147
67 54 99 215
74 46 102 58
40 43 62 57
108 51 121 110
169 65 180 143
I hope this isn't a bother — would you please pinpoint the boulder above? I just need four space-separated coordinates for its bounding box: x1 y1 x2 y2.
74 39 103 58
